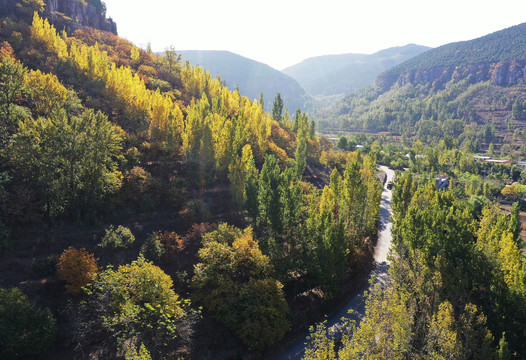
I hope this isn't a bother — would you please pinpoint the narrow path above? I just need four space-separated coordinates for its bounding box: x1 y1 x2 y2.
273 166 395 360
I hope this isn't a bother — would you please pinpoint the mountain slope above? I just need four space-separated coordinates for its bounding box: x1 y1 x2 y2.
326 22 526 147
376 23 526 91
283 44 430 96
179 50 310 111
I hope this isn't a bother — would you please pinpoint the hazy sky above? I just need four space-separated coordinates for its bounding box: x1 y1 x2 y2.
104 0 526 70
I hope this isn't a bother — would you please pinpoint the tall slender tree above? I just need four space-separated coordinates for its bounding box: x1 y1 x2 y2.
272 93 284 122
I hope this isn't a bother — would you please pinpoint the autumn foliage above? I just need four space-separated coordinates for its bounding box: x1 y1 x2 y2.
56 247 99 294
154 230 185 258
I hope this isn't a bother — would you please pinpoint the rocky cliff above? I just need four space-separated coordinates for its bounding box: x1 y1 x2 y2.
374 22 526 92
375 61 526 92
0 0 117 34
46 0 117 34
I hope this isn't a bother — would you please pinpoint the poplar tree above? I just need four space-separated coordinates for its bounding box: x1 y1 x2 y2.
229 145 254 209
295 128 307 179
272 93 284 122
257 155 283 236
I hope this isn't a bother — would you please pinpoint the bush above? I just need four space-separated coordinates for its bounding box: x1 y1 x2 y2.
125 343 152 360
501 184 526 201
80 257 196 356
141 233 165 262
0 287 56 358
122 167 156 208
56 247 99 294
153 231 185 260
98 225 135 250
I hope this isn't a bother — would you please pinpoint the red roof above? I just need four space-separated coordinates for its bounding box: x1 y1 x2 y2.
482 159 512 164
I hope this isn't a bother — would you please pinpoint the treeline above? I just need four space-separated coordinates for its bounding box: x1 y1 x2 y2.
0 7 383 359
304 173 526 359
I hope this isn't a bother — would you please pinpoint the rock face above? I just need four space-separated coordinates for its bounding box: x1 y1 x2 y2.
375 61 526 92
0 0 117 34
45 0 117 34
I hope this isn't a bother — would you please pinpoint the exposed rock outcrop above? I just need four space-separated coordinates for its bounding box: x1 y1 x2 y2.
0 0 117 34
46 0 117 34
375 61 526 92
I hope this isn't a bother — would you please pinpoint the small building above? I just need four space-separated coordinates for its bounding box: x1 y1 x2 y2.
405 154 427 159
474 156 491 161
435 176 449 191
517 161 526 169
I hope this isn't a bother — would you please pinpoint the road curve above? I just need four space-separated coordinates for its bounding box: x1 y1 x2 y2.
272 166 395 360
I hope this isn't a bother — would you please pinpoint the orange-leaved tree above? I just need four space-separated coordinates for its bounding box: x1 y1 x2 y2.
56 247 98 294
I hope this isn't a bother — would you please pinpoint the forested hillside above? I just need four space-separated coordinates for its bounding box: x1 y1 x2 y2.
283 44 430 96
323 22 526 160
377 23 526 91
0 3 383 359
304 173 526 359
302 22 526 359
179 50 310 112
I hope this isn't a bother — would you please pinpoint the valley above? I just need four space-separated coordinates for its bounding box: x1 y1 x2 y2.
1 0 526 359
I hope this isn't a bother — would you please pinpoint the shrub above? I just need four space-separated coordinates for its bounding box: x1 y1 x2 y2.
0 287 56 358
186 222 214 245
501 184 526 201
56 247 99 294
98 225 135 250
141 233 165 262
153 231 185 260
124 343 152 360
80 257 196 356
122 167 155 207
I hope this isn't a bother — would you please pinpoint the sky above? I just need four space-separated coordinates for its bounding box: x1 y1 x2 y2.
104 0 526 70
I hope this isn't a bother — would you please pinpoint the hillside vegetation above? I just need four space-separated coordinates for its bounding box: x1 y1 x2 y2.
0 3 382 359
323 22 526 160
378 23 526 90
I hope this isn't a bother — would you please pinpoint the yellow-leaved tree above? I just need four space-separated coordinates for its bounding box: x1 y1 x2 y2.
192 224 289 350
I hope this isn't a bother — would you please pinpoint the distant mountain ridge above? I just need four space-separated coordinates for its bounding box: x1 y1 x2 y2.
282 44 430 96
179 50 310 111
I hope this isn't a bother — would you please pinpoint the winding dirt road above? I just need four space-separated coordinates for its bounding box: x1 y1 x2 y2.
273 166 395 360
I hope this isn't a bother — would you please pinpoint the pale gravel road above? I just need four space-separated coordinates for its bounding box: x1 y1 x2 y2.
272 166 395 360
